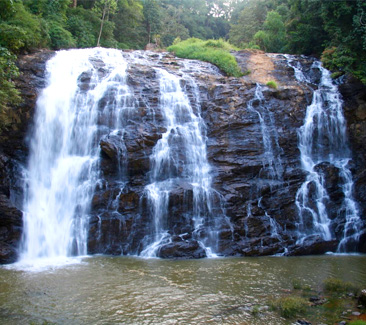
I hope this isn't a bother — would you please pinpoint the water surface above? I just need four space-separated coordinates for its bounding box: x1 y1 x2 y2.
1 255 366 324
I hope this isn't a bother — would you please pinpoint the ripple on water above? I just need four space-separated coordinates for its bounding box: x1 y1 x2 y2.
0 255 366 324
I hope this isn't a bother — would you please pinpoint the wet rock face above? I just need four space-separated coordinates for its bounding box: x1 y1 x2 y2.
158 240 207 259
339 74 366 218
0 50 53 263
0 49 365 262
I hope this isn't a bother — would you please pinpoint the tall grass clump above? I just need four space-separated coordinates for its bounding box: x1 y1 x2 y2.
167 38 243 77
323 278 359 295
266 80 278 89
270 296 308 318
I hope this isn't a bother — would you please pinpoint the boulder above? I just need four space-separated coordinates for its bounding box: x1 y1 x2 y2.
287 236 338 256
157 240 207 259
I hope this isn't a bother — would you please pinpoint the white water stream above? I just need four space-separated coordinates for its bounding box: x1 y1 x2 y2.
247 83 283 181
20 48 132 265
141 68 227 257
288 58 363 249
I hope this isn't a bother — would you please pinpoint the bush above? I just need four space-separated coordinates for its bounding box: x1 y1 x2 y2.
66 7 101 48
349 321 366 325
48 21 76 50
1 2 47 52
321 46 366 85
0 23 27 52
266 80 278 89
323 278 359 295
0 47 21 131
167 38 243 77
271 296 308 318
66 16 96 48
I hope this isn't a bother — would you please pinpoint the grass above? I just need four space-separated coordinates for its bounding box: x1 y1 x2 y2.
266 80 278 89
267 277 365 323
167 38 243 77
323 278 359 295
349 321 366 325
270 295 308 318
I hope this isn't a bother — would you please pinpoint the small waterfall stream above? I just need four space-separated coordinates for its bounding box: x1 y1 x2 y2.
141 68 228 257
247 83 283 181
287 57 363 250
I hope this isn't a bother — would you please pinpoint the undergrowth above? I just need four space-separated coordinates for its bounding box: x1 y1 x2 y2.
269 277 365 323
167 38 243 77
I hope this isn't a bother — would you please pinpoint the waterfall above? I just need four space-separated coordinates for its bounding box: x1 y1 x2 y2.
247 84 283 181
288 57 363 250
140 68 228 257
20 48 132 264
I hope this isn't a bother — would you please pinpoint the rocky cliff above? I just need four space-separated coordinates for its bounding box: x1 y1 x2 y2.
0 49 365 263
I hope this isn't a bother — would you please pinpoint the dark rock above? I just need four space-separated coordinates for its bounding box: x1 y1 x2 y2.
309 296 327 306
157 240 207 259
296 320 312 325
358 231 366 253
287 236 338 256
358 289 366 307
0 242 18 264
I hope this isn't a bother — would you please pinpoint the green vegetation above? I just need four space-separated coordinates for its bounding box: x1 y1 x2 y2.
168 38 243 77
270 295 308 318
250 304 260 316
349 321 366 325
268 277 366 323
0 47 21 131
323 277 359 295
229 0 366 84
266 80 278 89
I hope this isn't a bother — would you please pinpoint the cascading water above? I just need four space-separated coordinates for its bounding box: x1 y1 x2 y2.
140 68 229 257
20 48 133 264
247 84 283 181
290 58 363 250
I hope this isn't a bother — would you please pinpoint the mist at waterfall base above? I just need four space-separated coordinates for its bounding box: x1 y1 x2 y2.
14 48 364 269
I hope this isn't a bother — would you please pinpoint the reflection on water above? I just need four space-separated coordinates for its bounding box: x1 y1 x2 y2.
1 255 366 324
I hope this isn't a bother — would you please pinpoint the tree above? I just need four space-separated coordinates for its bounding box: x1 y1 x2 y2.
229 0 268 47
113 0 145 49
93 0 117 46
159 4 189 46
254 10 286 52
143 0 161 44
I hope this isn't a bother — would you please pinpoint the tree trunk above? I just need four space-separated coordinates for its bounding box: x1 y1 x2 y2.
72 0 77 8
97 1 108 47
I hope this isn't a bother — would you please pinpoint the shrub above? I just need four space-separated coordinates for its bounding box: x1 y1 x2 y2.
266 80 278 89
271 296 308 318
48 21 76 50
167 38 243 77
66 16 96 48
0 47 21 131
323 278 359 295
1 2 47 52
321 46 366 85
66 7 101 48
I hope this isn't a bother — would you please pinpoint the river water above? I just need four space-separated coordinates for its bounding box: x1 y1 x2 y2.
1 255 365 324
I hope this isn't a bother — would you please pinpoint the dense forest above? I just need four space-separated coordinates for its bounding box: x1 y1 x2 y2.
1 0 365 129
